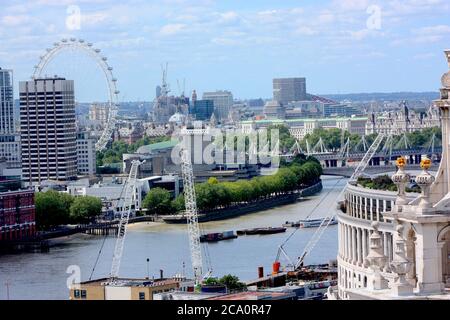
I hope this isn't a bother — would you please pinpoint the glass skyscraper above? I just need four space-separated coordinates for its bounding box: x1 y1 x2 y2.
0 68 21 169
190 99 215 121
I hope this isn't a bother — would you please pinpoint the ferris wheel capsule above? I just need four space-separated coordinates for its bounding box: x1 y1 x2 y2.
79 39 85 43
115 90 120 94
95 49 101 53
108 67 113 71
70 38 76 42
102 57 108 61
87 43 93 47
61 39 68 43
54 42 59 47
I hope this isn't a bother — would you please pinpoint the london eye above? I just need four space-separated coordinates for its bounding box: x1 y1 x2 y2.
32 38 119 151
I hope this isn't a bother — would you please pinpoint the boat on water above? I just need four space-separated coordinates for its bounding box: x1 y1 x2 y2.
237 227 286 236
283 221 301 228
299 217 337 228
200 231 238 243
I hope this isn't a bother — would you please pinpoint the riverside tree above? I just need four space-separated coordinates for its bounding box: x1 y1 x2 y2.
69 196 103 224
143 187 174 215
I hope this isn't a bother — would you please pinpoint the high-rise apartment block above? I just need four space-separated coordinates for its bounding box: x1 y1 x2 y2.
20 77 77 185
273 78 307 105
202 90 233 122
76 131 97 176
0 68 21 169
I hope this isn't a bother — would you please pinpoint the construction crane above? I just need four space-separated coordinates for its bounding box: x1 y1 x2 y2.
180 147 205 284
110 160 142 280
107 136 206 284
277 133 387 270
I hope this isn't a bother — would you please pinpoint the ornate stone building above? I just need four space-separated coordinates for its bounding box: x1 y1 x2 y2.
366 101 440 136
329 51 450 300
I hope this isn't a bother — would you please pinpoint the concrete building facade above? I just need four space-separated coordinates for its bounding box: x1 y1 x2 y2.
76 131 96 176
20 77 77 185
273 78 307 104
202 90 233 122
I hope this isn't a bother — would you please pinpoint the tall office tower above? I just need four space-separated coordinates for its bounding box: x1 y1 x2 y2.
0 68 21 169
202 90 233 122
189 99 214 121
273 77 307 105
20 77 77 185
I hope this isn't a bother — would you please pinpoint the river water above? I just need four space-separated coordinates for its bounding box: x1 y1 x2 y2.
0 176 347 300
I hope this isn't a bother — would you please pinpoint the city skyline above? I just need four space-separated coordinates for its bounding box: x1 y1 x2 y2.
0 1 449 101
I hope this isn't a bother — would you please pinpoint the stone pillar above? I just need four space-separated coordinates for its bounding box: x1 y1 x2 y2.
357 228 362 266
414 223 445 294
362 229 368 267
359 196 362 219
376 199 380 221
345 225 349 262
364 198 368 220
352 227 358 265
370 198 374 220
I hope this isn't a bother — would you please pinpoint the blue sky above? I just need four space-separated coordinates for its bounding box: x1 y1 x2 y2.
1 0 450 102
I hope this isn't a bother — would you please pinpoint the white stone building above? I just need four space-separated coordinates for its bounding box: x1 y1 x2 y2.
330 51 450 300
240 116 368 140
366 102 440 136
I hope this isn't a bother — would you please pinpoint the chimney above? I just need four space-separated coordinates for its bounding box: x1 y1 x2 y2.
258 267 264 278
160 269 164 279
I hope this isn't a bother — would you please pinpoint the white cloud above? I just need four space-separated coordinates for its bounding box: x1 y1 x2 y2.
159 23 186 36
1 15 32 27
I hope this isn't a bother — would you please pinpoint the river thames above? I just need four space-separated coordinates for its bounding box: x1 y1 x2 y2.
0 176 346 300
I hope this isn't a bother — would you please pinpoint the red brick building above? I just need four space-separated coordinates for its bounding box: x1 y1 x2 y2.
0 185 36 241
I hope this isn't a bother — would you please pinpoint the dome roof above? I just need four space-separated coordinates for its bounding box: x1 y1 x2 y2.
168 112 186 124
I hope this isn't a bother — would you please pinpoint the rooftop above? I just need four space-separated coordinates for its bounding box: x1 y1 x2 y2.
207 291 295 300
137 139 179 154
241 116 368 124
75 277 179 288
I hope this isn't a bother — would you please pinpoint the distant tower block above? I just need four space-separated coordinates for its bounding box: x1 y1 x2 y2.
191 90 197 105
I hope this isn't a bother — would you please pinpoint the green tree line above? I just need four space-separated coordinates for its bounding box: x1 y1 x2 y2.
142 156 322 215
35 191 103 230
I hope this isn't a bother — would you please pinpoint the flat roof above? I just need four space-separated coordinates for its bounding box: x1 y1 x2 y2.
75 278 179 288
207 291 295 300
137 139 179 154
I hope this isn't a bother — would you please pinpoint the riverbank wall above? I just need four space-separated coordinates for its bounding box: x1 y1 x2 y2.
163 180 323 224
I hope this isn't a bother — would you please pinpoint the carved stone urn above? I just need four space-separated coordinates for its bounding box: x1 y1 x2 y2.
415 157 435 209
391 157 410 206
